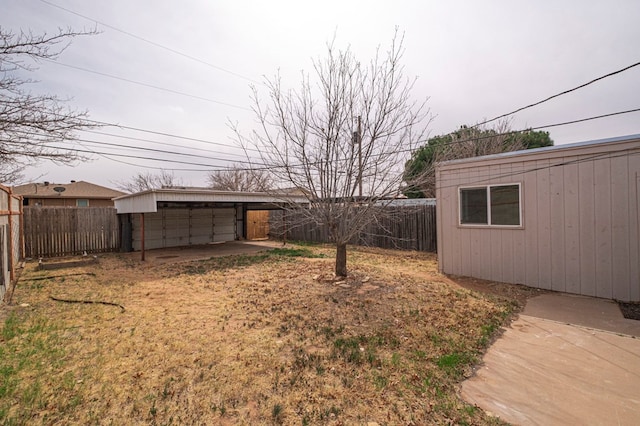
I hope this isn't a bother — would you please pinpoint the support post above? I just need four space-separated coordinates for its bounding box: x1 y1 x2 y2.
282 209 287 246
357 115 362 199
140 213 145 261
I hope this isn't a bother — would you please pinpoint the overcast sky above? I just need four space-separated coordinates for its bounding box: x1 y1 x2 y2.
3 0 640 188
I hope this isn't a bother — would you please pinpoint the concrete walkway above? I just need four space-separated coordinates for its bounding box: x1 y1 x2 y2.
461 293 640 425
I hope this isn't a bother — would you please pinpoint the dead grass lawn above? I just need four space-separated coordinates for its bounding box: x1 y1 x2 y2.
0 244 533 425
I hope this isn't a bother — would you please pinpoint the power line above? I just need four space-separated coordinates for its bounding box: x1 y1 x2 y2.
43 58 251 111
474 60 640 127
33 143 226 168
17 108 640 175
74 138 252 164
81 148 218 172
22 106 639 174
82 118 260 152
39 0 263 86
82 130 247 158
407 107 640 157
8 130 254 166
111 107 640 172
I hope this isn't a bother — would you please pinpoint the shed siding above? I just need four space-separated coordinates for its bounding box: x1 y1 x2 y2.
593 158 612 298
535 159 552 290
436 137 640 302
633 174 640 301
578 158 596 297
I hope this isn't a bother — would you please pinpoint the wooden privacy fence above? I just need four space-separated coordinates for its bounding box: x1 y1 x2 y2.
23 207 120 258
0 186 22 302
270 205 437 252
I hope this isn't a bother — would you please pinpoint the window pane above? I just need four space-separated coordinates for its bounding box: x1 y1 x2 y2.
460 188 488 224
76 199 89 207
490 185 520 225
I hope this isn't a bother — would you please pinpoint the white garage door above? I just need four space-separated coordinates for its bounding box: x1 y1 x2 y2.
132 208 236 250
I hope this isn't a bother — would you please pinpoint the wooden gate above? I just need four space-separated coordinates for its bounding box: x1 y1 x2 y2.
247 210 270 240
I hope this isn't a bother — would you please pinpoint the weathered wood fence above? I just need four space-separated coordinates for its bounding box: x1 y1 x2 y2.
23 207 120 258
270 205 437 252
0 186 22 301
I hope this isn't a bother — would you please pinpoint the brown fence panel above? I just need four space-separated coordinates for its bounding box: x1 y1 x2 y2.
270 205 437 252
23 207 120 258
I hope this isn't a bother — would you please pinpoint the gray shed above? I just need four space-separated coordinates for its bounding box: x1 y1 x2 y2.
114 188 305 254
435 134 640 302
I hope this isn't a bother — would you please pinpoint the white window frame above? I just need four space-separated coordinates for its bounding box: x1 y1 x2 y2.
458 183 522 227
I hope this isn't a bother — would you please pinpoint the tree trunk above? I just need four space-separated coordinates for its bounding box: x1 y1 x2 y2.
335 243 347 277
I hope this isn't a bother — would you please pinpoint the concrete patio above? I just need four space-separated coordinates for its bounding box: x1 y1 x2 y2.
461 293 640 425
123 240 283 264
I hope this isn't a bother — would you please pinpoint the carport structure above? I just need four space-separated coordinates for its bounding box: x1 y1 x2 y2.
113 188 306 260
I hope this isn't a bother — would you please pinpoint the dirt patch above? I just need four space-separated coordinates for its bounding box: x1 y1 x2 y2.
1 244 525 425
619 302 640 320
37 255 98 271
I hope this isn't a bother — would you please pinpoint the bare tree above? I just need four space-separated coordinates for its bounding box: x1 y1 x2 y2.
207 164 272 191
233 32 430 276
114 170 184 193
0 27 96 185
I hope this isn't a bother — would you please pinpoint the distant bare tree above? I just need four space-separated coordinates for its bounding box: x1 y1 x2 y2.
233 31 430 276
0 26 97 185
207 165 272 192
114 170 183 193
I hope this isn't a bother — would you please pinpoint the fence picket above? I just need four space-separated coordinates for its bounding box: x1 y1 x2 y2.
23 207 120 258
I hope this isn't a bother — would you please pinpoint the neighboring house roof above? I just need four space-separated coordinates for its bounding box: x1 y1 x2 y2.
12 181 125 199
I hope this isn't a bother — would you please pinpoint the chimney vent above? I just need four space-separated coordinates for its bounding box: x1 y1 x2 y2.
44 181 49 186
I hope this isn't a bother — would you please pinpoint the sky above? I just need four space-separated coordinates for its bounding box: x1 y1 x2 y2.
2 0 640 189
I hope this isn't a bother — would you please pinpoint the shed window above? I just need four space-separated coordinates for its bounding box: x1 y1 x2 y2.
76 199 89 207
459 184 521 226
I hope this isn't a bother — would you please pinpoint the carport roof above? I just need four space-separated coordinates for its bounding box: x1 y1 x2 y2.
113 187 307 214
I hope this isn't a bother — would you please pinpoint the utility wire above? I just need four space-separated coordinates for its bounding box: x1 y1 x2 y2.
35 144 225 168
15 106 640 174
405 107 640 157
35 107 640 174
82 106 639 167
43 58 251 110
474 60 640 127
82 130 247 158
7 132 254 166
401 108 640 162
73 138 252 164
81 118 260 152
79 144 218 172
39 0 263 86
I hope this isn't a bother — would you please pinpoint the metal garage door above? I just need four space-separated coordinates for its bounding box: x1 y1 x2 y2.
132 208 236 250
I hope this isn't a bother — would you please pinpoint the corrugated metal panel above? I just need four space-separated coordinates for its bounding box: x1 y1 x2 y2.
132 207 237 250
114 192 158 214
437 138 640 302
